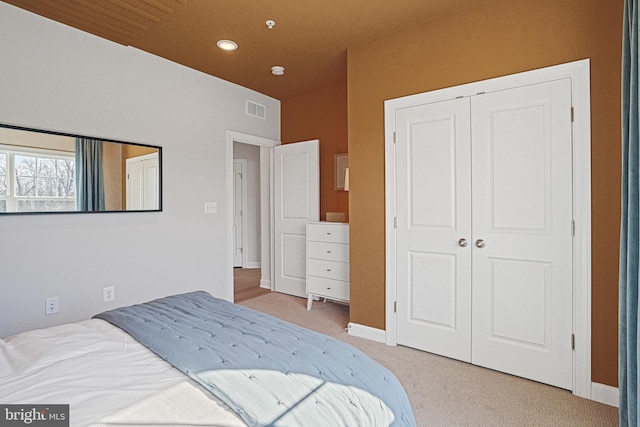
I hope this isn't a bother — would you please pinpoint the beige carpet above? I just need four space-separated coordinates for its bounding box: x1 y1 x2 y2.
239 292 618 427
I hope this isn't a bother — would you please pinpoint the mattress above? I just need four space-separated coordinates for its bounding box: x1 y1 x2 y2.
0 318 246 426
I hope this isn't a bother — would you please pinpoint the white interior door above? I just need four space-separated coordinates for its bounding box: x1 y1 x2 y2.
233 160 245 268
395 98 473 362
274 140 319 297
470 79 573 389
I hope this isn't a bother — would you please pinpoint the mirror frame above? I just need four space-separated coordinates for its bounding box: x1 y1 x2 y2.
0 123 163 215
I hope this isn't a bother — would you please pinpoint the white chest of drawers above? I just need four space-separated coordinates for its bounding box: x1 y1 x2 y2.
306 222 349 310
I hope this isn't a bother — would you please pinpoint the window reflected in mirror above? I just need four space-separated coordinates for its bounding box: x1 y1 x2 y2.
0 124 162 214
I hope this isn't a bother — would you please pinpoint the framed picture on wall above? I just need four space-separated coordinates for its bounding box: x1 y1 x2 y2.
334 153 348 191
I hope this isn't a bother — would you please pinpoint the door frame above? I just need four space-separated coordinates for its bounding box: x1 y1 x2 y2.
226 131 279 302
232 159 248 268
384 59 592 398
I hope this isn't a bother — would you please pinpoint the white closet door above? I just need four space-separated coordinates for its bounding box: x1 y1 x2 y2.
395 98 473 362
274 140 319 297
470 79 573 389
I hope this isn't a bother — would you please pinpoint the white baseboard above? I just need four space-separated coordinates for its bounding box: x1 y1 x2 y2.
591 382 618 407
245 262 261 269
259 279 271 290
347 322 386 343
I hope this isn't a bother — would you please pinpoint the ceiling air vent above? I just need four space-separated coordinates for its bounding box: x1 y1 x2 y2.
246 100 266 119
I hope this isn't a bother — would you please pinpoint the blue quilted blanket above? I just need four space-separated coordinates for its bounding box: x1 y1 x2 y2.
95 291 415 426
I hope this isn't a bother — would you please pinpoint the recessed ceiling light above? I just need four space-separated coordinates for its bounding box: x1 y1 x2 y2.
216 40 238 51
271 66 285 76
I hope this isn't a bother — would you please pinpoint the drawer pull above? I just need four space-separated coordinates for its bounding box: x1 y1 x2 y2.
326 269 332 272
326 287 331 290
326 250 331 253
326 232 332 235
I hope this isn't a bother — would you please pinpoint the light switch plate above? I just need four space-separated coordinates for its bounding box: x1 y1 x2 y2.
204 202 217 214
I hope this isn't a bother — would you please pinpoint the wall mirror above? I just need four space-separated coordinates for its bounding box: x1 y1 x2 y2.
0 124 162 214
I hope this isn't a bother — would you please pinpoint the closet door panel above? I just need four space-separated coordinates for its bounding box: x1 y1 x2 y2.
470 78 573 390
395 98 472 362
490 106 547 230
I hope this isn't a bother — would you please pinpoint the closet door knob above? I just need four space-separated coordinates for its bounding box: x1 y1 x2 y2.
458 238 468 247
475 239 486 248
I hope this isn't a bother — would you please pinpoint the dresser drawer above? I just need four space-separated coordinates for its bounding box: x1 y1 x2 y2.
308 241 349 262
308 259 349 281
307 223 349 244
307 276 349 301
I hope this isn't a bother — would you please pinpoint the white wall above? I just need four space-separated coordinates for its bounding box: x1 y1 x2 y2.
233 142 261 267
0 3 280 338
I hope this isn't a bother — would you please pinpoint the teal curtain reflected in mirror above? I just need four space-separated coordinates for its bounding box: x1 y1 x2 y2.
621 0 640 424
75 138 105 211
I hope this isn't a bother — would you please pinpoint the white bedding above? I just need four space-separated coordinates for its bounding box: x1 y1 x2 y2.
0 319 247 426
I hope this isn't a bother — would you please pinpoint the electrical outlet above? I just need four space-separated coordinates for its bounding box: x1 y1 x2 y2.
103 286 115 302
45 297 59 315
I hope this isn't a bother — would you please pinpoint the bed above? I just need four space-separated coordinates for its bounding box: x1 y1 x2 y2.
0 291 416 426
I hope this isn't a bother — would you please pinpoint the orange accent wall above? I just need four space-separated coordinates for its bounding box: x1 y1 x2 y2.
281 81 349 221
347 0 622 387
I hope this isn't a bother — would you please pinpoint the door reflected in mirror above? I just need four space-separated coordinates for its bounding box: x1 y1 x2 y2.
0 124 162 214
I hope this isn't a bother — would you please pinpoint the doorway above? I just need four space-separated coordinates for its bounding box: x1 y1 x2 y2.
232 143 267 301
226 132 321 303
226 131 278 302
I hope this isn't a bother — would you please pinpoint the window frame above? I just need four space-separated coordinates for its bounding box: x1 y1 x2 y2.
0 144 76 213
